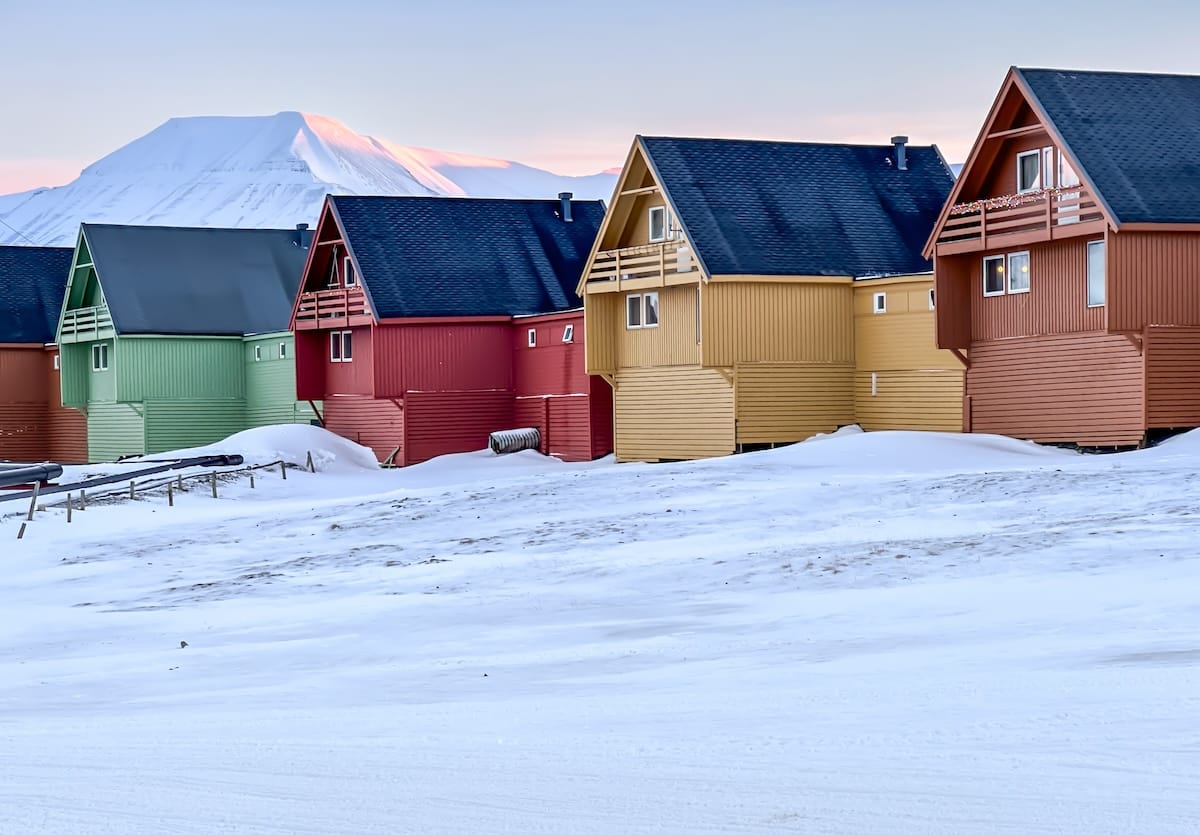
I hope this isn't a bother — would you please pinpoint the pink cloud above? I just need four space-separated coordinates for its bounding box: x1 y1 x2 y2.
0 160 82 195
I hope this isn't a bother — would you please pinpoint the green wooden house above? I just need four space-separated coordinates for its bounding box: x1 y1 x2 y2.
56 223 318 461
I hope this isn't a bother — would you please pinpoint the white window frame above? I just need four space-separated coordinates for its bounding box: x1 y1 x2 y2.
1042 147 1054 189
873 292 886 314
928 288 936 310
53 354 60 371
642 291 660 329
254 345 262 362
527 328 537 348
562 324 574 343
1087 240 1106 308
341 330 353 362
983 255 1006 297
1016 149 1041 193
279 342 288 359
648 206 666 243
330 330 354 362
343 255 358 287
1007 251 1031 294
91 343 108 372
626 293 643 329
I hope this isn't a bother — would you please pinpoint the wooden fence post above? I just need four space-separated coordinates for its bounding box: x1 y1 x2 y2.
167 482 174 507
16 523 26 539
80 489 87 510
280 461 287 480
66 493 73 523
306 451 315 473
210 472 218 498
26 482 40 522
248 468 255 489
129 481 136 500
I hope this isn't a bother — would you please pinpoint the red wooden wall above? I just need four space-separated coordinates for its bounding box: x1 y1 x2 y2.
0 346 86 463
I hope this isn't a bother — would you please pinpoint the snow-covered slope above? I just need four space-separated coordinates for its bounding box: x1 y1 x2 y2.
0 112 617 246
3 428 1200 832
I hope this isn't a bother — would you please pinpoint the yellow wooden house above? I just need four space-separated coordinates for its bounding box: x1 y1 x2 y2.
579 135 962 462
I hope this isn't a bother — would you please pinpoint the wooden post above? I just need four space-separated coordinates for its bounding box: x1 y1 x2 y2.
306 451 315 472
177 474 183 490
80 489 87 510
17 523 26 539
248 468 255 489
280 461 287 480
167 482 174 507
129 481 136 500
210 472 218 498
66 493 73 523
26 482 40 522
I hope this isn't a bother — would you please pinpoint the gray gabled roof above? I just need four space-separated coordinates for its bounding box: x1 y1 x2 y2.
0 245 73 343
1017 67 1200 224
639 136 955 277
82 224 313 336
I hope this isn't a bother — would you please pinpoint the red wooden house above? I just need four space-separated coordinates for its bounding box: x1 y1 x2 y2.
290 195 611 464
927 67 1200 447
0 245 86 462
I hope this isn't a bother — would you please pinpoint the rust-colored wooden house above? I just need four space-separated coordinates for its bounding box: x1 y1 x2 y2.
291 195 611 464
927 67 1200 447
0 245 86 462
580 135 957 462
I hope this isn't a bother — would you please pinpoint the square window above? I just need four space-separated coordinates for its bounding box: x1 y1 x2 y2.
873 292 886 314
1007 252 1031 294
1017 150 1041 193
527 328 537 348
643 292 659 327
91 343 108 371
983 256 1005 296
648 207 666 242
928 288 936 310
279 342 288 359
562 324 574 343
626 294 642 329
1087 240 1106 307
330 330 342 362
344 256 357 287
341 330 353 362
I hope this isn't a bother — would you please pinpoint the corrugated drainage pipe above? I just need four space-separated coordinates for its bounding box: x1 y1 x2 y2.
488 427 541 455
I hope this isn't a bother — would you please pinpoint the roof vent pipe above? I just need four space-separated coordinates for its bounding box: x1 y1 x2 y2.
295 222 310 248
558 192 573 222
891 136 908 171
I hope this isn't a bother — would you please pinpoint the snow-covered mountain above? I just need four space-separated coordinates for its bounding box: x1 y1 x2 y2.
0 112 618 246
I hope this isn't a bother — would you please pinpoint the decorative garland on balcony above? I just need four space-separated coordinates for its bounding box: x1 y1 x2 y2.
949 184 1084 216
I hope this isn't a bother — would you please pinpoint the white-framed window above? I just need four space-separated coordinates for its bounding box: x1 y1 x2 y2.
91 343 108 371
527 328 537 348
626 293 643 329
562 324 574 343
330 330 353 362
648 206 666 242
928 288 936 310
873 292 886 314
643 291 659 327
254 345 262 362
1087 240 1106 307
983 255 1006 296
279 342 288 359
1042 147 1054 189
53 354 60 371
1007 251 1031 294
344 256 358 287
1017 150 1041 193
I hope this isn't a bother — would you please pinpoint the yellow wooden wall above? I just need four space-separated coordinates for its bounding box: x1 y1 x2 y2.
852 276 964 431
612 366 734 462
735 363 855 443
617 284 700 368
584 292 620 375
702 281 854 367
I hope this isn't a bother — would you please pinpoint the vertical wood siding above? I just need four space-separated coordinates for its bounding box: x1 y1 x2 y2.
966 333 1144 446
734 363 855 444
142 400 247 454
854 371 964 432
294 329 327 402
324 325 374 395
616 283 701 369
612 367 734 462
702 282 853 368
117 338 245 402
404 390 514 465
1109 231 1200 333
1144 326 1200 428
589 376 614 459
59 343 90 409
323 396 403 464
87 403 145 462
244 335 311 427
513 395 597 462
970 238 1105 341
87 339 116 402
46 349 87 463
513 313 589 396
933 255 972 350
373 322 512 397
583 293 620 375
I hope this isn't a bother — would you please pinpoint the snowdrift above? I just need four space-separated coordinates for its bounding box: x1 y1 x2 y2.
136 424 380 473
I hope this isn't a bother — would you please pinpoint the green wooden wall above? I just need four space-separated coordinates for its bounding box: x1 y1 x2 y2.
87 402 145 462
117 338 245 402
244 333 319 428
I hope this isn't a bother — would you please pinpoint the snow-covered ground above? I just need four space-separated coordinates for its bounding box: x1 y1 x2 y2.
2 426 1199 833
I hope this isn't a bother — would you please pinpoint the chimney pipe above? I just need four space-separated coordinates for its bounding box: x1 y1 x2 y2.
558 191 573 222
295 222 310 248
891 136 909 171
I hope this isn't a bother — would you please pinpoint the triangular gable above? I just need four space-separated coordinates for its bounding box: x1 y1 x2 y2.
289 197 380 327
55 227 113 344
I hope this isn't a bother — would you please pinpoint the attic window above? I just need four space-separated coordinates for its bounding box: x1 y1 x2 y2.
254 345 263 362
648 206 666 242
1017 150 1041 193
562 324 574 343
344 256 358 287
528 328 537 348
873 292 886 314
279 342 288 359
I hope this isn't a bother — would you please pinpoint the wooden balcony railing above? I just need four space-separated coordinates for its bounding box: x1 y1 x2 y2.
585 240 700 289
293 287 372 329
60 305 113 341
935 185 1105 254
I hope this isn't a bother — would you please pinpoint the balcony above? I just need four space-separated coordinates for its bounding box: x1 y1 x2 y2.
583 240 700 293
59 305 114 343
293 287 373 330
934 185 1106 256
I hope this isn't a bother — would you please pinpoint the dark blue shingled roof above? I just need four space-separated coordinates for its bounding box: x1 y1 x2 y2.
1018 68 1200 224
329 196 604 318
639 136 954 277
83 224 312 336
0 245 73 343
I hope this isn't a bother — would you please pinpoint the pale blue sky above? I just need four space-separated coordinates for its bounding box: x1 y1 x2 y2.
2 0 1198 191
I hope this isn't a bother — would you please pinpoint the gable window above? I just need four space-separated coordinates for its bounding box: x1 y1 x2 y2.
254 345 263 362
1087 240 1106 307
928 288 936 310
279 342 288 359
1042 147 1055 189
983 255 1006 296
1017 150 1041 193
330 330 353 362
91 343 108 372
648 206 666 243
1007 251 1031 294
626 293 643 328
562 324 574 343
527 328 537 348
873 292 886 314
343 256 358 287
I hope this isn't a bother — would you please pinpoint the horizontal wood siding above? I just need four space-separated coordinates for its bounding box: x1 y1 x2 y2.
0 403 47 461
323 396 403 464
703 282 853 368
735 363 855 444
854 370 964 432
117 338 245 402
245 336 309 427
617 283 701 369
47 349 87 463
373 322 512 397
613 366 734 462
87 403 145 462
514 313 589 396
971 237 1105 341
854 277 953 370
404 390 514 465
967 333 1144 446
142 400 247 454
1145 326 1200 428
1110 231 1200 332
512 394 601 462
